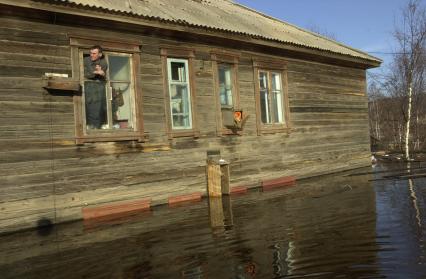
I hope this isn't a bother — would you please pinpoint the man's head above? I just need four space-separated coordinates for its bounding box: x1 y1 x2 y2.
90 45 103 61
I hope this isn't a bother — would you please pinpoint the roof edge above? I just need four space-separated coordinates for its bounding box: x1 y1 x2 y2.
0 0 382 67
232 2 382 64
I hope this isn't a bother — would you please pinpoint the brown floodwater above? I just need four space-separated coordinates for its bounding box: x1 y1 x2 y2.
0 162 425 278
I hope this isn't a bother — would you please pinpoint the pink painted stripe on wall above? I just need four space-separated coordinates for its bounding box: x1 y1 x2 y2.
262 176 296 191
82 198 151 220
230 186 248 195
168 192 202 206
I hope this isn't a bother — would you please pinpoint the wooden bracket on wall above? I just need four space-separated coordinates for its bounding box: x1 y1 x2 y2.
43 77 81 94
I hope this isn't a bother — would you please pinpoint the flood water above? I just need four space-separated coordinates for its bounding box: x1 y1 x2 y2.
1 162 425 278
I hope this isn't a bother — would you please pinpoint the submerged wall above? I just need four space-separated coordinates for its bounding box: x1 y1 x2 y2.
0 8 371 233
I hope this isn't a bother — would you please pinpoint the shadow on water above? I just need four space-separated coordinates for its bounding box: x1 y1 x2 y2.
0 163 425 278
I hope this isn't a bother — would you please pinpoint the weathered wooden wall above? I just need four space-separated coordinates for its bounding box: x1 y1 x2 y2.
0 10 371 233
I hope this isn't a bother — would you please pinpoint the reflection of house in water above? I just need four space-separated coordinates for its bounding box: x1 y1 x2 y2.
0 172 379 278
0 0 381 233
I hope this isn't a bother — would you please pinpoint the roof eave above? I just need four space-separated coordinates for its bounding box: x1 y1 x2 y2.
0 0 382 68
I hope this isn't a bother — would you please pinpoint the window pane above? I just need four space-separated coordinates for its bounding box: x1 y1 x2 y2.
271 73 283 123
259 72 268 90
170 84 191 129
170 62 187 82
272 91 284 123
271 73 281 91
259 72 271 124
84 80 107 129
111 82 133 129
108 56 130 81
218 65 233 106
172 114 191 128
260 89 271 124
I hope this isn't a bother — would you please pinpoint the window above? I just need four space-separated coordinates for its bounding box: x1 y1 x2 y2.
82 52 135 131
259 71 284 124
167 58 192 129
161 48 198 138
254 60 290 134
211 52 240 135
218 64 234 107
70 37 144 144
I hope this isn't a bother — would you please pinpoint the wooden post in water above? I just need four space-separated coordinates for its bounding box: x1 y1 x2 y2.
207 162 222 197
220 163 230 195
208 197 225 228
222 195 233 227
206 150 230 197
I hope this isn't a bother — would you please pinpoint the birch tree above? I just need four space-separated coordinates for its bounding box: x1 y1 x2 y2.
392 0 426 159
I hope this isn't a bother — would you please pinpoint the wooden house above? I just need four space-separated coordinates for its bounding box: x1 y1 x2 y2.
0 0 381 233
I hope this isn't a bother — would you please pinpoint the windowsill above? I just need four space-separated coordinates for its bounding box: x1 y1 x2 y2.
167 129 200 139
258 124 292 135
76 130 146 144
221 128 243 136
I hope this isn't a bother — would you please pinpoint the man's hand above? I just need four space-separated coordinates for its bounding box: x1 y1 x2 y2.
94 64 105 76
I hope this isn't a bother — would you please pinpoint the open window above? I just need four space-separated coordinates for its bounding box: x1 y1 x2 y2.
81 51 135 130
253 59 290 135
70 37 144 144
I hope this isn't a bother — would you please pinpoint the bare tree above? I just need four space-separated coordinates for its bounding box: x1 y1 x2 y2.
390 0 426 159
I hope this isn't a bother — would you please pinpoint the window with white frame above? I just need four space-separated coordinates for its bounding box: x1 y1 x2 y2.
167 58 192 129
211 52 240 135
259 71 284 124
218 63 234 107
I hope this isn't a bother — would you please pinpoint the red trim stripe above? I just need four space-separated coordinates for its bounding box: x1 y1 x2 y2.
82 198 151 220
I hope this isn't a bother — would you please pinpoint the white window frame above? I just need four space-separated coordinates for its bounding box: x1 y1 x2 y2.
253 59 291 135
167 58 193 130
259 71 284 125
218 63 234 108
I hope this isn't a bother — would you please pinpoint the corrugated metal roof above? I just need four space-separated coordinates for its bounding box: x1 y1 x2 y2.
48 0 381 64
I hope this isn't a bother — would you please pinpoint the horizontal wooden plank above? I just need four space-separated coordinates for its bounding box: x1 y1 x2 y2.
0 77 46 89
0 51 70 66
0 65 71 77
0 40 70 57
0 27 69 45
0 88 73 102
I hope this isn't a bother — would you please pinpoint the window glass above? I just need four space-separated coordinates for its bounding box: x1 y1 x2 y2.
168 59 192 129
259 72 270 124
218 64 233 107
271 73 283 123
259 71 268 90
109 56 130 81
111 82 133 129
259 71 284 125
171 62 187 82
272 90 283 123
271 72 281 91
170 84 191 128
